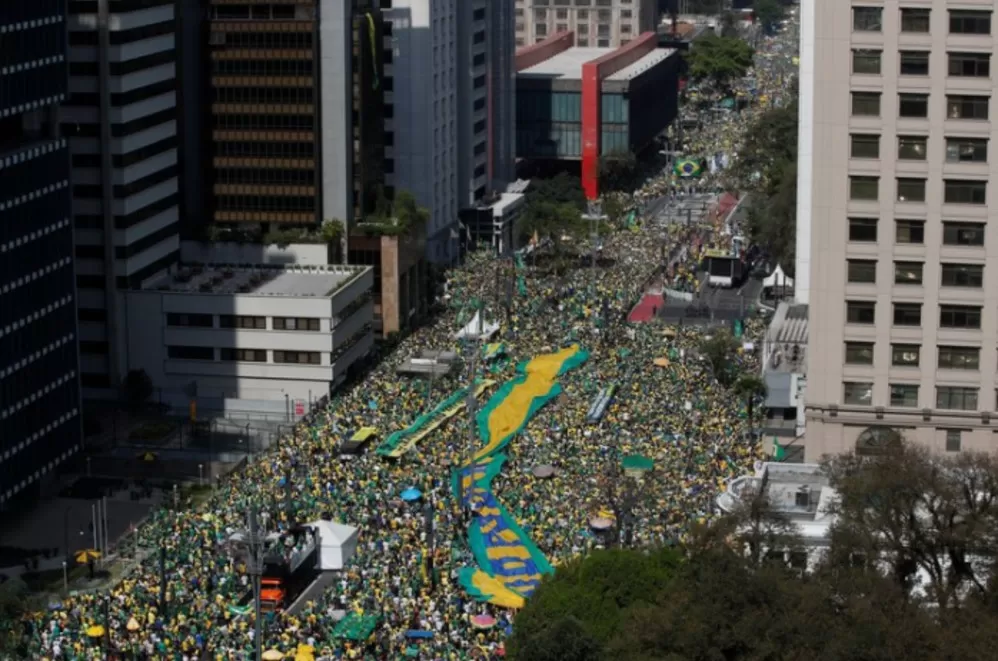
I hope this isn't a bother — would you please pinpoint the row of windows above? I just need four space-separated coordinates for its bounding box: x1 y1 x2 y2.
849 176 986 204
846 301 982 329
846 260 984 288
848 218 983 246
852 92 989 120
845 342 985 369
167 313 322 331
853 49 992 78
166 345 322 364
850 133 988 163
842 382 983 411
853 7 991 35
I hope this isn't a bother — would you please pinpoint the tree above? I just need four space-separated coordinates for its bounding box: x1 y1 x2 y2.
518 200 588 254
699 330 737 387
733 374 767 432
507 548 683 660
598 152 639 192
321 218 345 263
601 195 628 226
719 10 740 38
821 444 998 609
122 369 153 411
753 0 786 34
683 35 754 87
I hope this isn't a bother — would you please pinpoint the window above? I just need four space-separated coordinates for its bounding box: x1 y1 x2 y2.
901 7 931 33
850 177 879 201
942 222 984 246
898 93 929 118
166 313 213 328
940 305 981 329
272 317 321 332
845 342 875 365
167 346 214 361
900 51 930 76
220 348 267 362
945 138 988 163
847 301 876 324
272 350 321 365
937 387 978 411
853 6 883 31
895 219 925 244
848 259 878 283
853 49 882 74
950 10 991 35
894 303 922 326
938 345 980 370
851 134 880 158
892 344 920 366
852 92 881 116
890 384 919 407
948 52 991 77
219 315 266 329
945 429 962 453
896 178 926 202
947 95 989 120
944 180 987 204
848 217 878 242
894 261 923 285
897 135 927 160
941 263 983 288
844 382 874 405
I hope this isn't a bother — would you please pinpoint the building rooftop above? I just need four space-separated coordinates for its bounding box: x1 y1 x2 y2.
518 47 674 82
764 301 808 374
717 462 836 538
143 264 368 298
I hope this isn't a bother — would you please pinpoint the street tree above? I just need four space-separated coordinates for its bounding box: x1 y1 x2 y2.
684 35 754 87
733 373 768 432
753 0 786 33
699 330 738 387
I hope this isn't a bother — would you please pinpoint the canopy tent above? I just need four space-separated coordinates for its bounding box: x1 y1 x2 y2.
454 310 500 342
308 520 359 571
763 264 794 289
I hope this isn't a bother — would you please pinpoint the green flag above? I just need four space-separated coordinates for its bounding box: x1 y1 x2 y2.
772 438 786 460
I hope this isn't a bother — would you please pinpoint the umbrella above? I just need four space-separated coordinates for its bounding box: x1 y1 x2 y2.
74 549 101 564
622 455 654 472
48 602 63 611
653 357 670 368
471 615 497 630
262 650 284 661
531 464 555 479
137 452 157 462
86 625 105 638
589 517 614 531
126 617 140 632
400 487 422 502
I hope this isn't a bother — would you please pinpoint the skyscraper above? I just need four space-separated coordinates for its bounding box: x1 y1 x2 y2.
799 0 998 457
65 0 182 397
514 0 659 49
1 1 83 504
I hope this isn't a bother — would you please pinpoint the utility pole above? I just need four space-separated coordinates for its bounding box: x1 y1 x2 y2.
587 198 602 271
241 507 266 661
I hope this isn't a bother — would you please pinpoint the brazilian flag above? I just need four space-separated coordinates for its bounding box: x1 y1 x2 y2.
674 158 703 178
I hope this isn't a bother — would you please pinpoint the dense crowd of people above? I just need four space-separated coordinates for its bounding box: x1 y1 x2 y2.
14 22 799 661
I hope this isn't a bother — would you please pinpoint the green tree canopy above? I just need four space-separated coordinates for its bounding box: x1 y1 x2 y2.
753 0 787 33
684 35 754 87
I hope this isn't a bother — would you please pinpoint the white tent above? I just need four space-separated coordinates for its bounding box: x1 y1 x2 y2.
454 309 500 342
309 520 359 571
763 264 794 289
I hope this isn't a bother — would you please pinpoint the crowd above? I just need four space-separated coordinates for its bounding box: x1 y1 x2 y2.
12 22 799 661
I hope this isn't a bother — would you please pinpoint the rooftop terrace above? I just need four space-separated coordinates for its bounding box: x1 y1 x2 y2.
143 264 368 298
518 47 674 82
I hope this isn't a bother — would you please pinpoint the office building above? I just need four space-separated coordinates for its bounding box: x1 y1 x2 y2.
1 1 83 504
126 263 374 417
515 0 659 49
65 0 182 397
799 1 998 457
384 0 516 264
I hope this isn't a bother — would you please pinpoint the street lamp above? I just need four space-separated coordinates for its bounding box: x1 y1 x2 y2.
198 463 204 487
228 507 267 661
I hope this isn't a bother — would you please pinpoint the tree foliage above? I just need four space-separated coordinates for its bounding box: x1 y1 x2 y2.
699 330 738 387
684 35 754 87
519 173 588 250
598 152 639 193
754 0 787 33
733 373 767 428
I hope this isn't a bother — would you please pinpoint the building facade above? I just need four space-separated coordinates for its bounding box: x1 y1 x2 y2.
65 0 182 397
515 0 659 49
0 1 83 505
799 0 998 458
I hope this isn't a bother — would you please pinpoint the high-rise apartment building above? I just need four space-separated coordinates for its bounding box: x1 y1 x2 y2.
65 0 182 397
384 0 516 263
799 0 998 457
514 0 659 49
1 1 83 504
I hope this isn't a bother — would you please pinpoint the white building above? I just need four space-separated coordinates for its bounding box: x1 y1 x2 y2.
65 0 182 398
460 185 528 255
515 0 659 48
124 264 374 419
384 0 516 264
761 302 808 460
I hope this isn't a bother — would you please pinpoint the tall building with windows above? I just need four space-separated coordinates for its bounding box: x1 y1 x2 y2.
65 0 182 397
514 0 659 49
1 1 83 504
799 0 998 458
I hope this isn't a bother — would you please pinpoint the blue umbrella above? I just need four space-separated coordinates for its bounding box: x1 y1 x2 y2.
400 487 422 502
48 601 63 611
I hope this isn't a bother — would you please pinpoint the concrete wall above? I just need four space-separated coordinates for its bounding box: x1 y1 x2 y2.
180 241 329 266
319 0 353 228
